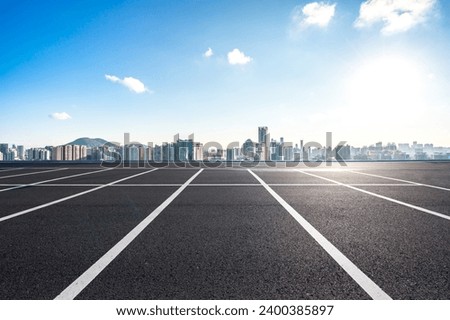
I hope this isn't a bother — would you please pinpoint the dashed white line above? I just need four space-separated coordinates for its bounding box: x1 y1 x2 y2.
0 168 68 180
297 170 450 221
248 169 392 300
54 169 204 300
0 169 158 223
349 170 450 192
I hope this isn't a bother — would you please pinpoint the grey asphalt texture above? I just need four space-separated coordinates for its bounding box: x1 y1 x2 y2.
0 162 449 300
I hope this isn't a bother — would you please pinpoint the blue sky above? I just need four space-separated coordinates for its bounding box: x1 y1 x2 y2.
1 0 449 148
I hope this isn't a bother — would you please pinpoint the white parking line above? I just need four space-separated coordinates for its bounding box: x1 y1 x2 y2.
0 167 25 173
267 183 339 186
269 183 416 187
297 170 450 221
0 169 158 223
0 168 68 180
188 183 261 187
0 168 113 193
0 182 420 188
248 169 392 300
112 184 183 187
349 170 450 192
54 169 204 300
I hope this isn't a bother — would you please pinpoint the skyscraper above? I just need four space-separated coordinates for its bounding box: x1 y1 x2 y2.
258 126 268 145
0 143 8 160
64 145 73 161
17 145 25 160
258 126 270 161
174 139 193 162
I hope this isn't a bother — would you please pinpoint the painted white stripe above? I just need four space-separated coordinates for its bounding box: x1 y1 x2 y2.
268 183 338 186
0 183 181 187
349 170 450 192
0 167 25 173
0 182 419 188
0 168 68 180
0 168 113 193
248 169 392 300
348 183 418 187
54 168 204 300
251 168 362 172
0 169 158 223
269 183 415 187
112 184 183 187
195 183 260 186
297 170 450 222
25 183 104 188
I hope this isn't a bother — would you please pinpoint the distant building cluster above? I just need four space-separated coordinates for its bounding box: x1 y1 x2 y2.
1 128 449 162
349 141 450 161
0 143 104 162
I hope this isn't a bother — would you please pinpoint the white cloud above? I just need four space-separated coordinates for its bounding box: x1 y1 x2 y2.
204 47 213 58
49 112 71 120
293 2 336 28
227 48 252 65
355 0 436 35
105 74 150 94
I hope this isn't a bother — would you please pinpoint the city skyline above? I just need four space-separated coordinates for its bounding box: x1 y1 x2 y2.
1 126 449 162
1 1 450 147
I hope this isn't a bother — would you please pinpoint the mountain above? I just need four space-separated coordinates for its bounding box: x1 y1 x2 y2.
66 137 109 148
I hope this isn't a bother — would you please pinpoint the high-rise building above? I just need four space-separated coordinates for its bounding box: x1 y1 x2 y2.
194 143 203 161
52 146 63 160
153 145 162 161
335 145 351 160
64 145 73 161
17 145 25 160
80 145 87 160
73 145 81 160
146 144 153 161
26 148 50 161
258 126 268 145
161 143 174 161
242 139 255 159
0 143 8 160
283 142 294 161
88 147 101 161
174 139 193 162
6 149 17 161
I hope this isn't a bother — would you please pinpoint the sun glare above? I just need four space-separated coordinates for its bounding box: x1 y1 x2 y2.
345 55 424 118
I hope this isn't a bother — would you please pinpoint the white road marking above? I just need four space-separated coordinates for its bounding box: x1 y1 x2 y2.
188 183 261 187
0 167 25 173
54 169 204 300
297 170 450 221
0 168 113 193
268 183 338 186
248 169 392 300
0 182 419 188
112 184 183 187
349 170 450 192
0 168 68 180
0 169 158 223
348 183 418 187
250 168 362 172
269 183 416 187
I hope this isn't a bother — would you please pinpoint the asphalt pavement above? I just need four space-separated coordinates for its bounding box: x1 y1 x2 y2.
0 162 448 300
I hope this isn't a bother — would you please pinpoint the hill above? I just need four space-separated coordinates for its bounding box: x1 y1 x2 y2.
66 137 108 148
